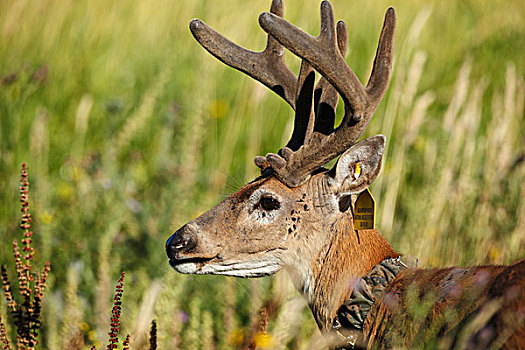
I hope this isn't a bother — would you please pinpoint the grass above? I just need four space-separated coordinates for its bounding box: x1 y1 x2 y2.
0 0 524 348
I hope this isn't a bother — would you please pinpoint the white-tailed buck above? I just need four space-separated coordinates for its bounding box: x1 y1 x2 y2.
166 1 525 348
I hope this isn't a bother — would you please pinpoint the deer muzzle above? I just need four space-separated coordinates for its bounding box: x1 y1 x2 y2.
165 224 199 260
166 223 220 274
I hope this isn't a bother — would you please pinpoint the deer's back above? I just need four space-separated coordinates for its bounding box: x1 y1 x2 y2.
364 258 525 349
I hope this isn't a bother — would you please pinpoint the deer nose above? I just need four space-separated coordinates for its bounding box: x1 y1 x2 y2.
166 226 197 259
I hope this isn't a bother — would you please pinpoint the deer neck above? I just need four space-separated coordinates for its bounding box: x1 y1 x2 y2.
307 215 398 332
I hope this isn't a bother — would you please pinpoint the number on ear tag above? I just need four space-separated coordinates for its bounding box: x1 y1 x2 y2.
354 188 375 229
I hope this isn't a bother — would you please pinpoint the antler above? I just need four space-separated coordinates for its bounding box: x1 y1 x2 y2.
190 0 395 187
258 1 396 186
189 0 298 109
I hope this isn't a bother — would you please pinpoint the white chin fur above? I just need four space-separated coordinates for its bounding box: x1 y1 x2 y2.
172 258 282 278
173 262 198 274
200 259 282 277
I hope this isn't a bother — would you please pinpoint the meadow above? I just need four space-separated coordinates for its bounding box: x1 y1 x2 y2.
0 0 524 348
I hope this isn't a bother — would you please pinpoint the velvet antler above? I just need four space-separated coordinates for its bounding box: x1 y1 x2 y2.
191 0 395 187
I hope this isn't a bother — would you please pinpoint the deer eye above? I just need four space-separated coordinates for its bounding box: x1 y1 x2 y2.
259 196 280 211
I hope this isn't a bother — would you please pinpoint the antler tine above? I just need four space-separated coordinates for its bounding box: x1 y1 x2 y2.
190 0 298 109
366 7 396 101
259 1 368 112
313 20 348 135
285 61 316 152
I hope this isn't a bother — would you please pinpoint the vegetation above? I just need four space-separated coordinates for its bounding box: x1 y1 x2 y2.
0 0 523 348
1 164 50 349
1 166 157 350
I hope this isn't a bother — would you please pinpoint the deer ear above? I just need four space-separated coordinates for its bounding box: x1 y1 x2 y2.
331 135 386 195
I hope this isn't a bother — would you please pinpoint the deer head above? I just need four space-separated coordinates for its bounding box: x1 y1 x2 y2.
166 0 397 331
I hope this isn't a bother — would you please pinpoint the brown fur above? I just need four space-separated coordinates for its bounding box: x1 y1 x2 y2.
310 215 398 330
363 259 525 349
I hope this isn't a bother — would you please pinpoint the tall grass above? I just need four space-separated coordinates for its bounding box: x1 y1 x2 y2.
0 0 523 348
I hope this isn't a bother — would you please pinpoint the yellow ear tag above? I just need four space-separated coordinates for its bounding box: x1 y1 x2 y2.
354 188 375 230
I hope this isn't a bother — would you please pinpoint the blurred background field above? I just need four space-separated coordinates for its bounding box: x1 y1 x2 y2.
0 0 524 348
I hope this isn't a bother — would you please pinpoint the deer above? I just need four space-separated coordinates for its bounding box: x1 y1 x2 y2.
165 1 525 348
